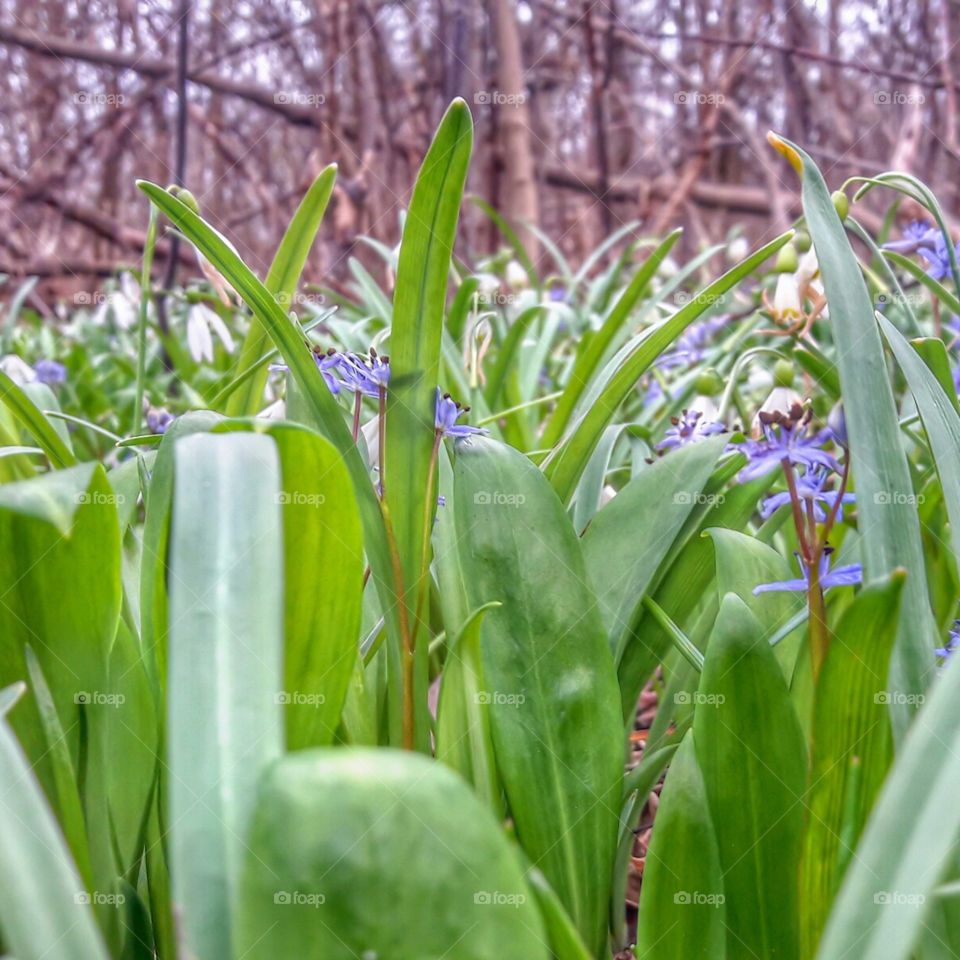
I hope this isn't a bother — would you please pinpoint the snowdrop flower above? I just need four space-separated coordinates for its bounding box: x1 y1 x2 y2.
0 354 39 385
187 302 235 363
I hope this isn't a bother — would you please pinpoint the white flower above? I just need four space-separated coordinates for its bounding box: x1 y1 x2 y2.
0 354 37 385
752 386 804 437
187 303 235 363
505 260 528 290
771 272 802 322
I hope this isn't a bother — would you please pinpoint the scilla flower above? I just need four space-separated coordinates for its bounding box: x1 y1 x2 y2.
753 549 862 595
435 389 487 440
656 409 726 452
738 404 839 482
759 467 856 522
936 621 960 660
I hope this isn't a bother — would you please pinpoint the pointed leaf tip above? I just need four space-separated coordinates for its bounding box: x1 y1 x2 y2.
767 132 803 175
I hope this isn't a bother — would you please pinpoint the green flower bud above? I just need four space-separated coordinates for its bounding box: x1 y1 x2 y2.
171 186 200 214
773 358 795 387
794 229 812 253
694 367 725 397
831 190 849 221
775 244 799 273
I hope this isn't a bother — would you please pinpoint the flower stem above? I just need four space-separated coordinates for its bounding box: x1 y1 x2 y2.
377 385 387 498
352 391 362 443
132 204 159 435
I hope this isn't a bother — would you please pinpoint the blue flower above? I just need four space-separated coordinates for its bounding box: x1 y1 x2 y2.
656 409 726 452
916 231 958 282
435 388 487 440
146 407 175 435
737 405 839 482
882 220 938 254
338 350 390 397
935 620 960 659
759 467 856 522
753 550 862 595
33 359 67 385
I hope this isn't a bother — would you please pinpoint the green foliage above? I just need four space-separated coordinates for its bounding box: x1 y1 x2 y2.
3 103 960 960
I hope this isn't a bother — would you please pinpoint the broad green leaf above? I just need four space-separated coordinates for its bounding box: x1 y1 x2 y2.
545 232 792 503
694 593 806 960
137 181 400 749
801 574 903 956
582 435 727 656
815 638 960 960
771 135 935 733
167 433 284 960
0 463 119 802
453 437 623 954
235 749 548 960
879 315 960 572
0 691 109 960
214 420 364 748
140 410 221 692
707 527 804 678
0 369 76 467
616 474 772 721
635 732 725 959
540 229 681 449
436 602 502 814
227 165 337 416
384 98 472 747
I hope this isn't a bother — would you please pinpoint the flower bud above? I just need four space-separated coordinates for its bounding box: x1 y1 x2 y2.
773 358 795 387
832 190 849 221
694 367 725 397
794 229 812 253
775 244 799 273
170 186 200 214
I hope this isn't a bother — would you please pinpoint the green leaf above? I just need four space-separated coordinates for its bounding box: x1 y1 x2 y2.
815 636 960 960
0 694 109 960
214 420 364 748
167 433 284 960
453 437 623 954
137 181 400 749
879 314 960 572
540 229 681 449
384 98 472 746
582 435 727 656
227 165 337 416
436 601 502 814
545 232 792 503
140 411 222 692
694 592 806 960
0 369 76 467
235 749 548 960
771 135 935 733
635 732 726 959
801 574 903 956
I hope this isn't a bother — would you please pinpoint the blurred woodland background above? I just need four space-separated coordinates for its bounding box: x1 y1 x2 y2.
0 0 954 299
